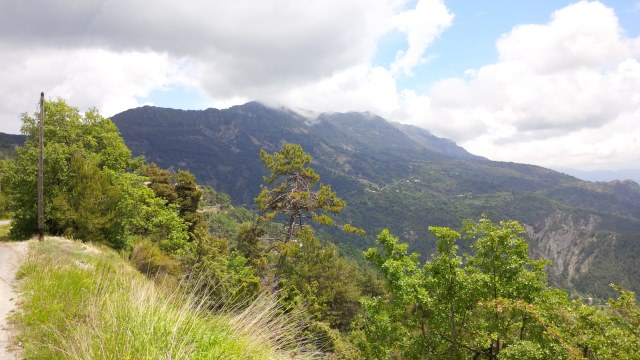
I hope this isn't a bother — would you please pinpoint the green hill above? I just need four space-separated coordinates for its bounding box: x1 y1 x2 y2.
0 132 25 159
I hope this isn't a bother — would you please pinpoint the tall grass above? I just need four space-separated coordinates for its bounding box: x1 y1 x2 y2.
16 238 318 359
0 222 10 240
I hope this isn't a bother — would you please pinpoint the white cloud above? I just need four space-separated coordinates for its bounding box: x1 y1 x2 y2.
0 46 182 133
1 0 636 172
409 1 640 170
210 1 640 172
0 0 403 97
390 0 454 76
0 0 428 132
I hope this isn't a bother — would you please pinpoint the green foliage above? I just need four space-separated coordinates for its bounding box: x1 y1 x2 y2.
0 159 11 218
255 144 346 243
356 217 640 359
187 234 260 307
6 100 128 239
278 226 363 330
108 169 189 253
4 99 189 253
464 217 550 303
0 222 9 240
17 239 310 359
130 239 182 277
143 164 205 242
356 218 570 359
51 153 124 247
142 163 178 203
304 321 361 359
235 223 268 272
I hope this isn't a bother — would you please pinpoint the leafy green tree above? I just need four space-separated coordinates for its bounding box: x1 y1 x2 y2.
255 144 346 244
51 153 123 247
278 226 362 330
187 233 260 307
462 217 554 359
0 160 10 218
174 170 205 240
464 217 549 304
107 169 188 253
5 99 189 252
355 229 425 359
355 218 573 359
235 223 268 272
6 100 130 239
563 285 640 359
142 163 178 204
142 164 205 242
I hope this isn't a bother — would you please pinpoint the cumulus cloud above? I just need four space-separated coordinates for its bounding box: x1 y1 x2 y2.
278 1 640 171
0 0 437 132
410 1 640 170
0 0 401 96
0 45 183 133
1 0 636 171
390 0 454 76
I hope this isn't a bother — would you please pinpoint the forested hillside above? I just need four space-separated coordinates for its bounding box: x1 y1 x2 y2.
0 132 24 159
112 102 640 299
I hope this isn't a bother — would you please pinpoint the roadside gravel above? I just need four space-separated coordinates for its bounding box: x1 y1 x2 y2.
0 239 28 360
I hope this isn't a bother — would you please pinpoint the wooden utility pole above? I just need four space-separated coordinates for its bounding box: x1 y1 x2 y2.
38 92 44 241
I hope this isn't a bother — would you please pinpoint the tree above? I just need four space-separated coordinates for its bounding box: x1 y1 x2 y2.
355 218 574 359
5 99 189 251
6 100 130 239
174 170 205 240
51 153 123 247
142 163 177 204
255 144 346 244
143 164 205 242
278 226 363 330
0 160 10 217
462 217 553 359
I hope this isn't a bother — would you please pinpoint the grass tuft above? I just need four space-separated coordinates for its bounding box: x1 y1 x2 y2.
16 238 318 359
0 222 10 241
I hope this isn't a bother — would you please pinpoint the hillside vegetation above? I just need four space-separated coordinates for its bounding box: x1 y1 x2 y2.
1 99 639 359
0 132 24 159
112 103 640 299
16 238 310 359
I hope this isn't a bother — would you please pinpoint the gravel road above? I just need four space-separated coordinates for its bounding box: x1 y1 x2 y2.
0 240 27 359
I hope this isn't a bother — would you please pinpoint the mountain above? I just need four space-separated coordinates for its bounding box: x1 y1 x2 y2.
0 132 25 159
111 102 640 298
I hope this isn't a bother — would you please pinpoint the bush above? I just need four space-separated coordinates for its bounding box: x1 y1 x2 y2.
130 239 182 278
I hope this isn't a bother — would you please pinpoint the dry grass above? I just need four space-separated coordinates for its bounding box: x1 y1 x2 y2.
16 238 319 359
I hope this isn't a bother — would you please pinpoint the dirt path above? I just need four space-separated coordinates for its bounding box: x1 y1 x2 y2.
0 241 28 360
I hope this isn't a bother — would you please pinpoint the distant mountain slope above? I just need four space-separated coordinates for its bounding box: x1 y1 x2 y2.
112 102 640 299
0 132 25 159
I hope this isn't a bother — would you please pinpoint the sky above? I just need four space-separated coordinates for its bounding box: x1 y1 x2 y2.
0 0 639 173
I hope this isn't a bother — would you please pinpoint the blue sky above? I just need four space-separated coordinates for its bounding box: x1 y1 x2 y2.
1 0 639 173
381 0 640 89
